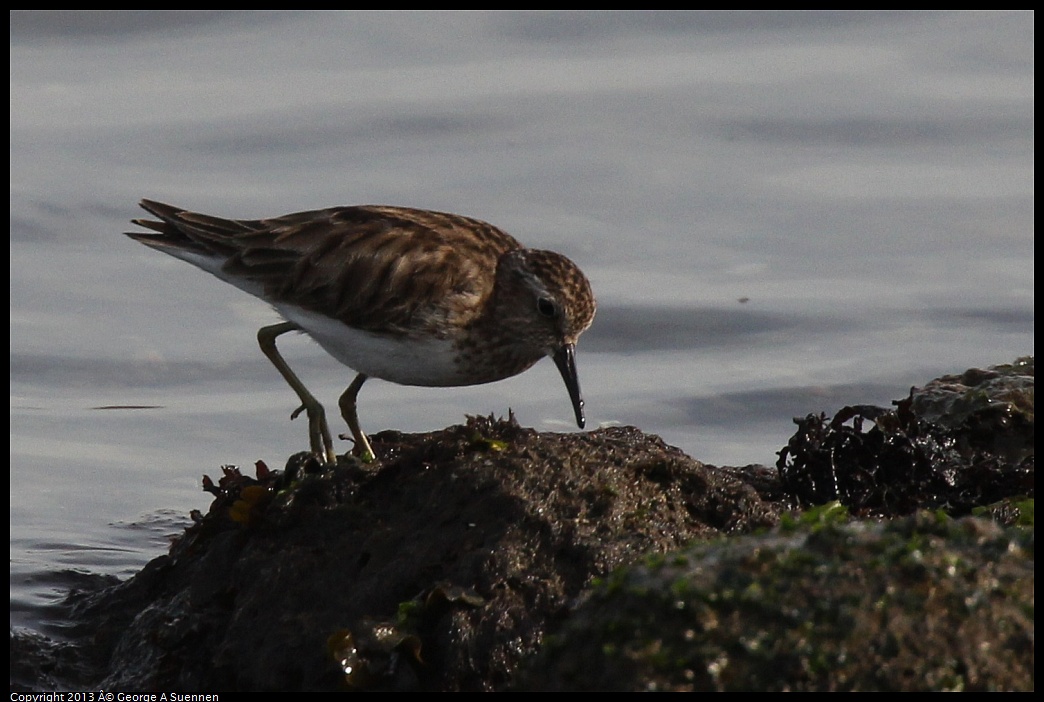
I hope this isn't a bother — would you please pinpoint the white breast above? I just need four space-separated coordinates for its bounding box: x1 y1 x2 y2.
274 304 467 387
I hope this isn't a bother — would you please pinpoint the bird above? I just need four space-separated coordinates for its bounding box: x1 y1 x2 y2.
127 200 596 464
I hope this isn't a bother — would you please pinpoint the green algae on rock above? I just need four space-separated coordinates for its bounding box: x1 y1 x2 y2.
519 511 1034 691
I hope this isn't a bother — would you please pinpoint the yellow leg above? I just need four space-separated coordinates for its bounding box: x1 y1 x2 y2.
257 322 337 465
338 373 375 461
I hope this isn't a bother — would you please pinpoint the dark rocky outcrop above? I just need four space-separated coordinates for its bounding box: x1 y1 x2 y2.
11 359 1033 691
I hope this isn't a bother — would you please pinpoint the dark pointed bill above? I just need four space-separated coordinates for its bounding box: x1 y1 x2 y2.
552 343 585 428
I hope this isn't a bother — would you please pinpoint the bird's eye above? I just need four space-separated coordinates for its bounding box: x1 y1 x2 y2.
537 297 557 318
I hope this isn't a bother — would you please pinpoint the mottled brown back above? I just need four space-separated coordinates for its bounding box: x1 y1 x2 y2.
130 201 524 336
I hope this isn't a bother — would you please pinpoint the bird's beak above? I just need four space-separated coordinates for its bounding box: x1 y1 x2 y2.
552 343 585 428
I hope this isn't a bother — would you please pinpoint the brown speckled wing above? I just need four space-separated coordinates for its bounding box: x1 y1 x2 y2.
132 201 522 337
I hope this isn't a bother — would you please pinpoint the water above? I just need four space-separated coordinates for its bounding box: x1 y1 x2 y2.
9 10 1033 640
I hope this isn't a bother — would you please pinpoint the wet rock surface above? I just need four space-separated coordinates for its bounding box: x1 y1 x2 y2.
11 359 1033 691
519 509 1033 691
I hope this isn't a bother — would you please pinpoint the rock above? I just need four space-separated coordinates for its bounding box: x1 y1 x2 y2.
518 508 1034 691
64 417 779 691
15 359 1033 691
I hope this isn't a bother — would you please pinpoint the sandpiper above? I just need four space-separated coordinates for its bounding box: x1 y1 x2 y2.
127 200 596 463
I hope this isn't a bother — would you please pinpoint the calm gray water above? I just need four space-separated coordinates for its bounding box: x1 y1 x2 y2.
10 11 1034 635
